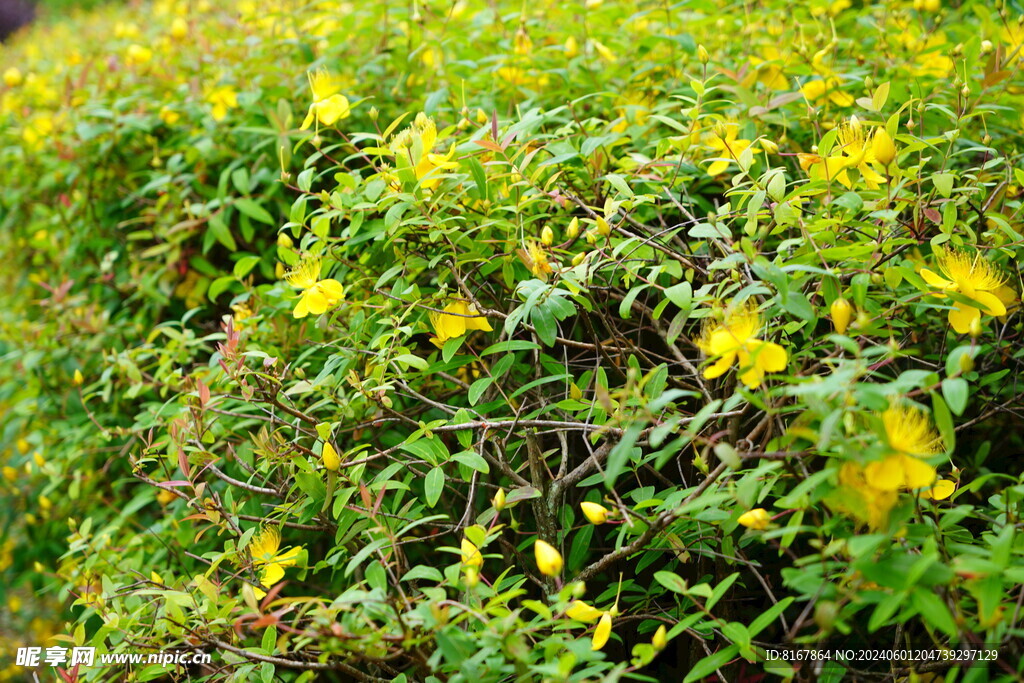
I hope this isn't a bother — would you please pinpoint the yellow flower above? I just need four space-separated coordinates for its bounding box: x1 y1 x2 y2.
170 17 188 40
703 121 759 176
863 406 942 491
321 441 340 471
159 106 180 125
283 256 345 319
207 85 238 122
125 44 153 67
520 240 553 279
800 77 854 107
592 611 613 650
389 112 459 191
808 116 886 189
920 249 1007 334
830 297 853 334
300 68 351 130
737 508 771 530
697 303 787 388
534 539 563 577
3 67 23 88
580 502 609 525
247 526 302 592
428 300 493 348
461 538 483 568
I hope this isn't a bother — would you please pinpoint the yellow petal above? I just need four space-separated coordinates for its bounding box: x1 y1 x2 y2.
318 278 345 303
534 540 563 577
260 562 285 587
948 303 979 335
301 106 315 130
592 612 613 651
706 159 730 176
749 340 787 373
566 601 604 623
703 351 736 380
901 455 936 489
969 290 1006 317
920 268 953 290
922 479 956 501
293 294 310 319
864 456 904 491
303 288 331 315
317 94 350 126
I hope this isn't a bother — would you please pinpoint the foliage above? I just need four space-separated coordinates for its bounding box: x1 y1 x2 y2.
2 0 1024 681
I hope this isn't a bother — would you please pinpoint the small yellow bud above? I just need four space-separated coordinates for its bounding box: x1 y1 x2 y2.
151 571 164 585
2 466 17 482
565 35 579 58
737 508 771 530
73 369 84 386
541 225 554 246
871 128 896 166
585 230 598 245
16 438 29 454
3 67 23 88
33 452 45 468
580 501 609 525
968 315 983 338
170 17 188 40
368 106 379 122
534 539 563 577
464 565 480 587
476 108 488 124
697 44 710 64
761 138 779 155
492 487 506 511
652 624 668 650
572 252 587 266
321 442 341 471
958 352 974 374
277 232 294 249
275 262 287 279
830 297 853 335
566 217 579 239
980 40 993 55
595 216 611 237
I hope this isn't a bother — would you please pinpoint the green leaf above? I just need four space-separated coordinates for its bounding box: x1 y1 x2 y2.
208 215 237 251
911 588 958 637
654 570 689 594
748 597 794 637
233 255 261 280
531 304 557 346
424 467 445 507
235 198 276 225
684 644 739 683
451 450 489 473
941 377 969 416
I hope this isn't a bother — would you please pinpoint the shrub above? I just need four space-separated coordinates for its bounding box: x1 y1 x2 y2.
1 0 1023 681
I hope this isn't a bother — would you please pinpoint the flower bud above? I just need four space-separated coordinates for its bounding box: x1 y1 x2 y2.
830 297 853 334
461 538 483 567
277 232 294 249
968 315 983 338
3 67 23 88
697 44 710 64
572 252 587 266
321 441 341 471
492 487 506 511
958 352 974 374
761 138 779 155
596 216 611 237
534 539 563 577
73 369 84 386
652 624 668 650
541 225 554 246
566 216 579 239
580 502 609 525
871 128 896 166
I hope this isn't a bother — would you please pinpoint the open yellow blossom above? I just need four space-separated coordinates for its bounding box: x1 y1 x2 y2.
920 248 1007 334
248 526 302 595
703 121 759 176
207 85 238 122
534 539 563 577
389 113 459 191
806 117 886 189
737 508 771 530
920 479 956 501
521 240 553 280
429 300 493 348
863 405 942 492
567 601 604 622
283 256 345 319
697 303 787 388
300 67 351 130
